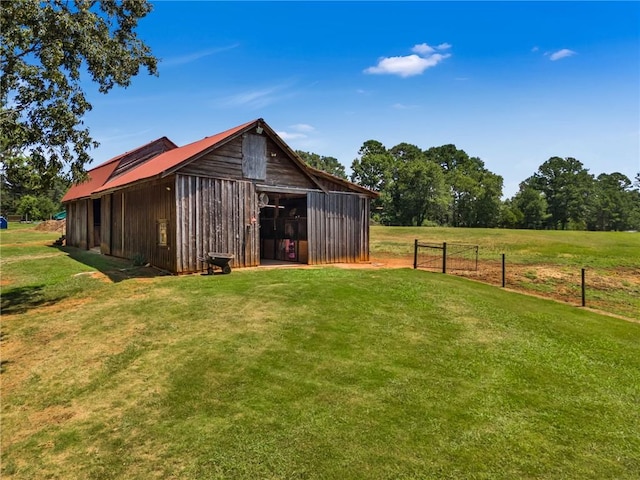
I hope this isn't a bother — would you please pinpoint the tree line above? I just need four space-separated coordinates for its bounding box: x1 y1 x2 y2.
300 141 640 232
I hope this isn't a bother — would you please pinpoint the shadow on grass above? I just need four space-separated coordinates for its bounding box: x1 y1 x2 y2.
1 284 67 316
50 245 172 283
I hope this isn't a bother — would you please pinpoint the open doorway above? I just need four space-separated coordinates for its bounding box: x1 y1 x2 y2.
259 193 307 264
92 198 101 248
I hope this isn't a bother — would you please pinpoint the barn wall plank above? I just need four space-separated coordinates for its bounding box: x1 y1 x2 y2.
307 191 371 265
100 194 112 255
175 174 258 274
114 177 176 272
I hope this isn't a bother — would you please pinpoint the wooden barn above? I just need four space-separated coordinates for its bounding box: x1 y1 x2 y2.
62 118 377 274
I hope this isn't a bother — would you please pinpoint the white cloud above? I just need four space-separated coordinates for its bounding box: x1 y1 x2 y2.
365 53 451 78
290 123 315 133
365 43 452 78
531 46 540 52
277 123 316 141
549 48 577 61
162 44 240 67
412 43 451 55
277 131 307 141
412 43 435 55
221 82 295 109
392 103 418 110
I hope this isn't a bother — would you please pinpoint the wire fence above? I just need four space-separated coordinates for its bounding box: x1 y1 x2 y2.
413 240 478 273
411 239 640 319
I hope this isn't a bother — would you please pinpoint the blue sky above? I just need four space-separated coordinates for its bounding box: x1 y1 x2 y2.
83 1 640 198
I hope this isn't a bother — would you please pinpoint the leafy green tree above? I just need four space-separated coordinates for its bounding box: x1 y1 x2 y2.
1 154 69 214
16 194 56 220
425 145 503 227
588 172 637 231
530 157 594 230
498 199 524 228
350 140 393 192
296 150 347 179
350 140 394 221
1 0 158 185
512 182 549 229
387 146 448 226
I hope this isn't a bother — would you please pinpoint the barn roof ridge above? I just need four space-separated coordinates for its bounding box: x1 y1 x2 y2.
63 118 377 201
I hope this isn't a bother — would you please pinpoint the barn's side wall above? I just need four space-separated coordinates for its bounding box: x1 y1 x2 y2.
98 177 176 272
307 192 371 264
65 200 89 250
175 174 259 274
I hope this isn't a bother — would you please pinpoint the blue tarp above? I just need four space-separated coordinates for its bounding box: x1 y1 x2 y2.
53 211 66 220
0 216 7 229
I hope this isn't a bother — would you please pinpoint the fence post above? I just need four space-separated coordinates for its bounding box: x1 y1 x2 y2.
581 268 586 307
413 239 418 269
442 242 447 274
502 254 506 288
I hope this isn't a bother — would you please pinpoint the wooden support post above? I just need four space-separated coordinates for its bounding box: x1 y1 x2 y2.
581 268 586 307
442 242 447 274
502 254 506 288
413 239 418 269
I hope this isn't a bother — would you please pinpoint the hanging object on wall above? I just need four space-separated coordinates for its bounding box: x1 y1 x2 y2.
258 193 270 208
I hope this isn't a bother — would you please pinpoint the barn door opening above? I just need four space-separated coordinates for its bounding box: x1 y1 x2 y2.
259 193 308 264
91 198 101 248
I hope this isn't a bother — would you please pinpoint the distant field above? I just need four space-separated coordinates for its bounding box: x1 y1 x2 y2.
1 224 639 479
370 226 640 319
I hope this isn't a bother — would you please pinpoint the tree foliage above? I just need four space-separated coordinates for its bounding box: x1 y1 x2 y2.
529 157 594 230
1 154 69 216
350 141 500 226
1 0 158 185
587 172 639 231
296 150 347 179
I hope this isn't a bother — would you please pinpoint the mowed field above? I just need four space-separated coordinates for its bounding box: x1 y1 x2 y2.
1 223 639 479
369 226 640 320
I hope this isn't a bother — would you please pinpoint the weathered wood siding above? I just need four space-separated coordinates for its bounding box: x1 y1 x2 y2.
99 179 175 271
100 194 111 255
307 192 370 264
110 192 124 258
178 134 315 189
65 200 89 250
175 174 259 274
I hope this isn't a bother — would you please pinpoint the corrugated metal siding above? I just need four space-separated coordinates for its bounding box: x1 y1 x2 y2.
65 200 89 249
175 174 259 274
307 192 370 264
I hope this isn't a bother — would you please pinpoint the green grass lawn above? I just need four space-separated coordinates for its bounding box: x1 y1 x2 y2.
371 225 640 268
2 226 640 479
371 226 640 319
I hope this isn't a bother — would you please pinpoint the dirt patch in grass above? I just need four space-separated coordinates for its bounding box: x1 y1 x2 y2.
34 220 65 233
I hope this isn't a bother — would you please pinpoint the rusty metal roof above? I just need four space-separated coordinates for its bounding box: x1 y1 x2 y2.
63 118 377 201
61 136 177 202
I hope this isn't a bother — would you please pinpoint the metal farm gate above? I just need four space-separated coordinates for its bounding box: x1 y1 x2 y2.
413 240 478 273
